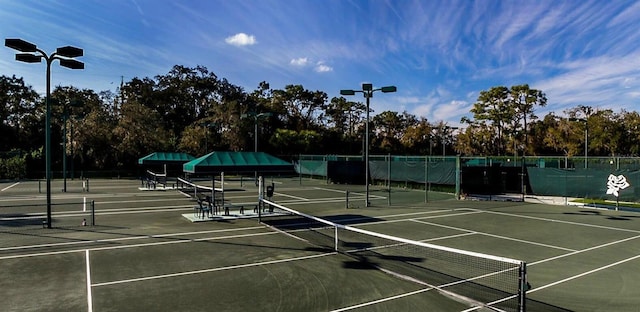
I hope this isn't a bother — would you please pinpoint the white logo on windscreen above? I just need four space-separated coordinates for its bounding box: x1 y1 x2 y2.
606 174 630 197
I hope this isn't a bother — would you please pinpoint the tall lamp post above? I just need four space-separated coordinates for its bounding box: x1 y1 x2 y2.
570 117 588 169
62 99 83 192
340 83 396 207
200 122 217 154
442 126 459 156
241 112 272 180
5 39 84 229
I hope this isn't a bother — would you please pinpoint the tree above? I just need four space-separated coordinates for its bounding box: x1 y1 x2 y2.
509 84 547 155
0 75 40 151
466 86 511 155
535 113 577 156
401 117 432 154
372 111 410 154
588 109 622 156
155 65 219 138
269 128 321 155
113 99 171 167
271 85 328 131
620 110 640 156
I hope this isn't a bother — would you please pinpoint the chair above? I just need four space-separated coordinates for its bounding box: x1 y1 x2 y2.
195 194 211 219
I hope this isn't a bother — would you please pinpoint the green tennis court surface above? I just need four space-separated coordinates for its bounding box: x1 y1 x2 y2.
1 178 640 311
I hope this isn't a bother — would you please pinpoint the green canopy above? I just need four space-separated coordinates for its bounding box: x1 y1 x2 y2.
183 151 292 174
138 152 196 165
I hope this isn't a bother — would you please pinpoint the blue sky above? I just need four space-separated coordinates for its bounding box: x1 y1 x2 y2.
2 0 640 126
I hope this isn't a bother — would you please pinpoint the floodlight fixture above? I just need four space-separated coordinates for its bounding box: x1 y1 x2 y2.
16 53 42 63
56 46 83 58
362 83 373 91
5 38 37 52
60 59 84 70
381 86 397 93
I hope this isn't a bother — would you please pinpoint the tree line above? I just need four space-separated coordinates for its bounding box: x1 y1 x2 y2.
1 65 639 178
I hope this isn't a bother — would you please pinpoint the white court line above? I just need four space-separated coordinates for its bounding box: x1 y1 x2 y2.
274 192 309 201
86 250 93 312
529 234 640 266
1 182 20 191
529 253 640 294
0 231 284 260
474 209 640 234
92 252 335 287
411 219 577 252
313 187 348 194
0 226 265 252
0 205 194 221
331 288 434 312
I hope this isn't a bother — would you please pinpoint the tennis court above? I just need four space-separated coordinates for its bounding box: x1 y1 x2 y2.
1 178 639 311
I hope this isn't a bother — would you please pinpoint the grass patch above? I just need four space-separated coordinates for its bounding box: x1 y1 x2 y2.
572 198 640 210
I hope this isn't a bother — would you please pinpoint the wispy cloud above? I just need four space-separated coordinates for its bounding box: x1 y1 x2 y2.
314 62 333 73
225 33 257 46
290 58 308 66
2 1 639 124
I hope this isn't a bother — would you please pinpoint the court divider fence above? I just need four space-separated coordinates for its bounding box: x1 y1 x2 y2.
296 154 640 203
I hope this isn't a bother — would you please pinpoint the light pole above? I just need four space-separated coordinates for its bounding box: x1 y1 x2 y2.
200 122 217 154
241 112 272 181
340 83 396 207
5 39 84 228
582 119 588 169
442 126 458 156
61 99 83 192
570 117 588 169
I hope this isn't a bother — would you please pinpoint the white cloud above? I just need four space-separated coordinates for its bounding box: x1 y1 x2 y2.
315 62 333 72
290 57 308 66
225 33 257 46
432 100 471 122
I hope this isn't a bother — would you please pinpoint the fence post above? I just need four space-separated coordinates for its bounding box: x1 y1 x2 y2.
91 200 95 226
345 190 349 209
425 156 429 203
455 155 461 199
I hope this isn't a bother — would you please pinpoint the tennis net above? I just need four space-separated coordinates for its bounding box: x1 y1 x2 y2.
177 178 224 201
259 198 527 312
145 170 167 188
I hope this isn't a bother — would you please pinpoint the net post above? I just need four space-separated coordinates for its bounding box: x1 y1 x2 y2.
334 226 339 252
518 262 527 312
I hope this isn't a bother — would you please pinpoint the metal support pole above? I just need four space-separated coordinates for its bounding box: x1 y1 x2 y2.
365 93 370 207
345 190 349 209
91 200 95 226
62 112 67 192
45 58 52 228
455 155 461 199
254 119 258 183
584 125 588 169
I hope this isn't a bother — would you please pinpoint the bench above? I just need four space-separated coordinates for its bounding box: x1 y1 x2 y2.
221 203 247 216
